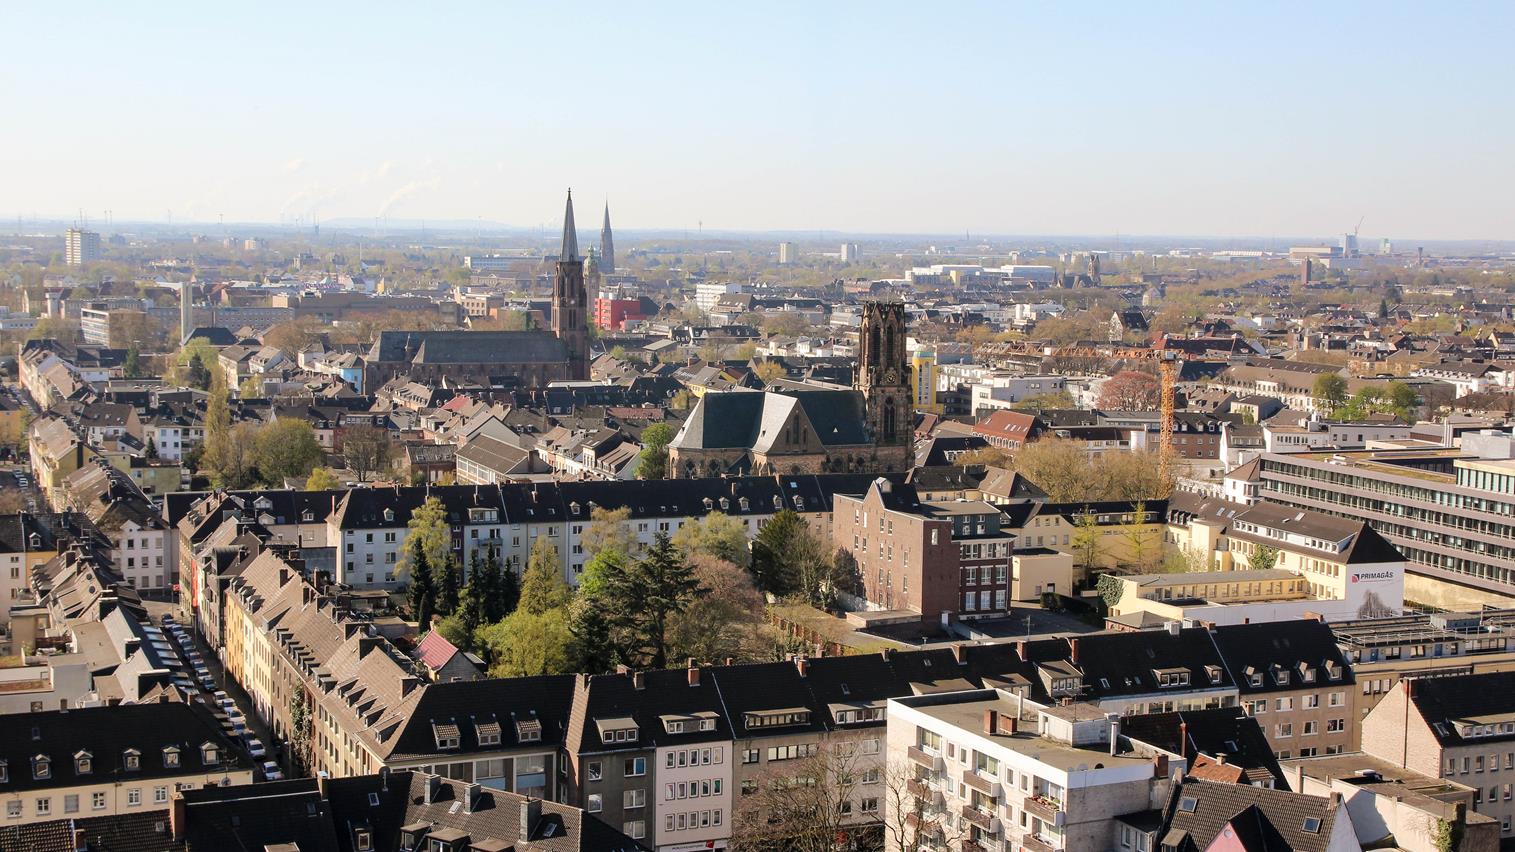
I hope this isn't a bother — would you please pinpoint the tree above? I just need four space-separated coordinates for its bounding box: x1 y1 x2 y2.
479 608 574 678
485 550 518 622
341 424 394 482
729 747 866 852
568 548 626 673
670 389 696 411
1387 381 1419 419
954 446 1013 469
1119 501 1156 572
1072 510 1103 571
407 537 436 630
434 555 461 617
1249 543 1280 572
519 537 571 615
254 418 324 485
185 352 211 390
602 532 704 669
1313 373 1349 413
1011 389 1076 411
263 319 321 355
123 346 143 379
305 467 340 490
239 376 263 399
582 506 636 558
1010 439 1092 502
1097 370 1161 410
668 555 770 664
144 436 158 459
750 510 835 606
208 421 261 489
672 511 751 569
637 422 675 480
882 760 967 852
403 496 451 582
288 691 312 776
200 370 232 480
754 360 786 385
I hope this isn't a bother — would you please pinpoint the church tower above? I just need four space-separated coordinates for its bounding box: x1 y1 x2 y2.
856 301 912 447
600 202 615 273
552 190 590 380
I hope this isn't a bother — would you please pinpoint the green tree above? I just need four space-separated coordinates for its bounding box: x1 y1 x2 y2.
486 550 518 621
185 352 211 389
254 418 325 485
144 436 158 459
1072 510 1103 570
288 691 312 776
239 376 263 398
750 510 830 602
668 555 769 665
434 554 461 616
449 553 488 652
403 496 450 582
201 369 232 481
637 422 676 480
1312 373 1349 412
1386 381 1419 419
519 537 571 615
123 345 143 379
407 537 436 630
603 532 704 669
569 548 627 673
1249 543 1281 572
480 608 575 677
672 511 751 568
305 467 340 490
582 506 636 557
1118 501 1155 572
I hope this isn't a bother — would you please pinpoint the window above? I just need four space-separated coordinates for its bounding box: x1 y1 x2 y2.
742 749 759 764
5 801 18 819
92 792 106 811
154 786 168 804
76 752 92 775
35 797 50 816
587 761 602 781
624 789 645 809
163 747 180 768
860 797 880 814
63 795 78 814
1277 723 1293 738
32 756 50 780
123 750 140 771
127 789 141 807
623 820 645 840
587 794 602 813
624 757 646 777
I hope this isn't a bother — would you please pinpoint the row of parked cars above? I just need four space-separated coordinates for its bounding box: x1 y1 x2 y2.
162 614 282 781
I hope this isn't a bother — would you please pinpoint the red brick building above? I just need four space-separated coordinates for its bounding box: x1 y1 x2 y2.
832 478 1015 622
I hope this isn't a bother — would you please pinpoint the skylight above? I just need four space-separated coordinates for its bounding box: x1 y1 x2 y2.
1178 797 1198 814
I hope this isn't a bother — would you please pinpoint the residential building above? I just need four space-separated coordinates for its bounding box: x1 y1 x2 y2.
1211 620 1356 760
1153 777 1361 852
64 228 101 266
0 701 252 826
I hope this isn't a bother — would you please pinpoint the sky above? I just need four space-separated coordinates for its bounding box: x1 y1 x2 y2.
3 2 1513 240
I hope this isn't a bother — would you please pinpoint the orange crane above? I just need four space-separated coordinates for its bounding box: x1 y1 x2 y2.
979 341 1182 479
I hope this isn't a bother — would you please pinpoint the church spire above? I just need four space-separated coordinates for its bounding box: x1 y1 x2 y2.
600 201 615 272
560 189 579 261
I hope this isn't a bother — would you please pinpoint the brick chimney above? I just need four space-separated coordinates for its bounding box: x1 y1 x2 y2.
170 794 187 841
1016 641 1027 661
1069 638 1080 665
423 774 442 804
953 643 967 665
632 671 645 690
687 661 700 688
1179 720 1189 760
463 782 482 814
519 798 542 842
983 709 999 735
795 657 809 678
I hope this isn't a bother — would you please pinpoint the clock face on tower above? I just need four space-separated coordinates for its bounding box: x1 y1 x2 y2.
884 368 898 384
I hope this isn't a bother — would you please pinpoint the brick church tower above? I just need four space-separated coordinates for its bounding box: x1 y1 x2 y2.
856 301 913 450
552 190 590 381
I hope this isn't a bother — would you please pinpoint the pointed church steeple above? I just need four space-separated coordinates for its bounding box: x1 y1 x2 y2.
600 201 615 272
561 189 579 261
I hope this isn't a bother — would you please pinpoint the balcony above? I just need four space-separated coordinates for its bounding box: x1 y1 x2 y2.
1021 833 1058 852
959 805 999 834
908 745 944 772
1022 794 1065 824
962 771 1000 798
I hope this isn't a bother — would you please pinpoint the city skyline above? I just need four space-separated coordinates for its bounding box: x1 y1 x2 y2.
4 2 1514 239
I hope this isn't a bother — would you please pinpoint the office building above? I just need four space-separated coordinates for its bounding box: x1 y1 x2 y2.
841 242 859 263
778 241 796 264
64 228 100 266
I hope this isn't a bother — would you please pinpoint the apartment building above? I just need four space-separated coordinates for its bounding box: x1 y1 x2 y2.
0 702 252 826
0 512 97 624
1360 671 1515 840
1211 620 1355 760
58 462 175 592
887 688 1172 852
833 478 1015 620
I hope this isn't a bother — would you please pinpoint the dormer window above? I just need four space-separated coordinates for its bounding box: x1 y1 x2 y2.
570 502 581 516
122 749 140 771
75 751 92 776
354 828 373 851
1245 667 1263 688
32 756 50 780
475 718 501 747
28 533 41 549
432 720 461 750
0 760 7 783
1299 664 1316 684
162 747 180 768
1273 667 1290 687
200 743 219 767
738 497 749 511
1205 665 1223 685
515 718 542 744
302 510 315 522
383 509 394 522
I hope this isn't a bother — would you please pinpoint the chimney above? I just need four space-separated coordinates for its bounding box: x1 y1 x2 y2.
463 782 482 814
519 799 542 842
1109 715 1121 757
983 708 999 735
1005 715 1018 735
879 648 893 661
632 671 645 690
170 793 187 841
723 657 734 667
795 657 809 678
1016 641 1027 661
1069 638 1080 664
1328 791 1343 811
317 771 328 800
952 643 967 665
687 662 701 688
423 774 442 804
1179 721 1189 760
1153 754 1169 779
1404 678 1415 698
1216 753 1227 765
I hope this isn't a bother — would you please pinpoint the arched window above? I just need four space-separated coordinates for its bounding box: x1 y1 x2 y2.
883 398 897 442
868 326 880 367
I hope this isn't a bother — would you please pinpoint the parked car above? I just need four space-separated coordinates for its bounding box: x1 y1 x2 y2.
261 761 284 781
245 737 266 759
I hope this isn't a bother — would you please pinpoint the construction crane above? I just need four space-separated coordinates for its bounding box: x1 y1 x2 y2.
978 341 1182 480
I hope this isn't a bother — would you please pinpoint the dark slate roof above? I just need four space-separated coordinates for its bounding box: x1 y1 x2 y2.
0 701 250 794
675 389 872 451
1158 778 1341 852
1119 708 1287 790
0 810 186 852
178 778 340 852
383 675 576 761
570 668 732 754
1408 670 1515 747
1020 627 1233 700
1210 620 1354 696
370 330 567 365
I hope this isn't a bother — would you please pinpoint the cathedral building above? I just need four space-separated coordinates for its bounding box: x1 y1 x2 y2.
364 192 590 388
667 301 914 477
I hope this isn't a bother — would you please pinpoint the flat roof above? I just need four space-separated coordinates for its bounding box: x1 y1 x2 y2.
1127 569 1298 588
903 694 1149 773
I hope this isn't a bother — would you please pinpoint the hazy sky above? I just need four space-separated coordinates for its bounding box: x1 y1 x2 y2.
4 2 1513 239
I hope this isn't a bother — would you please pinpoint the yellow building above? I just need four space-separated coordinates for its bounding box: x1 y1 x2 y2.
911 348 940 414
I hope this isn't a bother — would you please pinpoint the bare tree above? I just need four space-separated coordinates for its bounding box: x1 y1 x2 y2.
730 745 880 852
341 423 394 482
881 760 967 852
